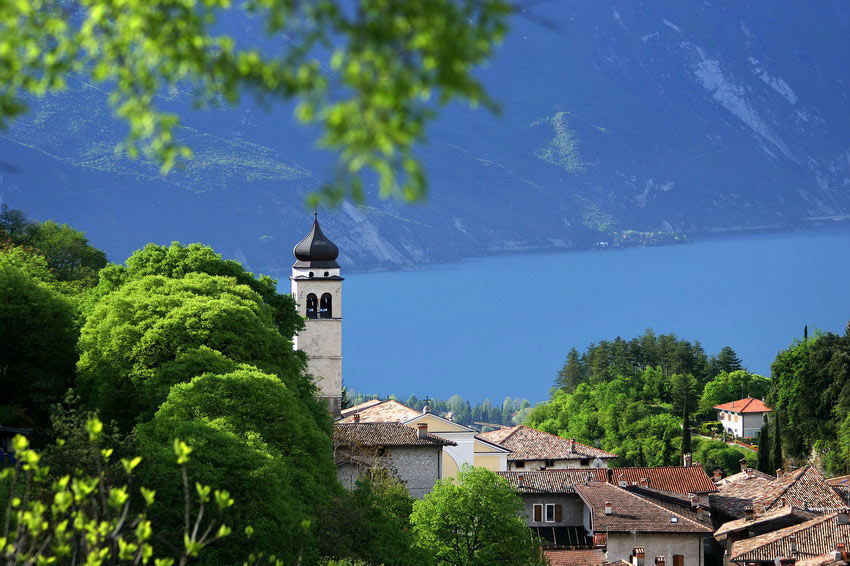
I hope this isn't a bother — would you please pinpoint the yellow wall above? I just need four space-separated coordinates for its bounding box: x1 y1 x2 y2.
442 451 461 478
474 453 504 471
408 414 470 434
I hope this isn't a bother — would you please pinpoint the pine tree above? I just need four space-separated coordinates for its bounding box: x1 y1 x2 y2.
772 416 783 474
757 423 771 473
715 346 744 374
555 348 585 392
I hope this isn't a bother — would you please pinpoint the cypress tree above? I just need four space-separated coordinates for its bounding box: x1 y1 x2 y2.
772 416 783 474
757 423 771 473
682 401 692 457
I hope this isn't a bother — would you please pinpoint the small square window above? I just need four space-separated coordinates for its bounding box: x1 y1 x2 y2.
545 504 555 523
580 458 590 466
515 461 525 468
544 459 555 468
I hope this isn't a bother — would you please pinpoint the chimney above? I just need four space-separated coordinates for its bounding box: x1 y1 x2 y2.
838 511 849 525
684 453 692 467
776 468 784 478
713 469 723 481
655 556 666 566
745 506 755 521
618 473 627 487
517 473 525 487
746 468 754 479
831 543 850 564
417 422 428 439
689 493 698 508
632 548 645 566
740 458 748 472
639 477 650 487
604 500 613 515
353 413 360 423
696 505 705 522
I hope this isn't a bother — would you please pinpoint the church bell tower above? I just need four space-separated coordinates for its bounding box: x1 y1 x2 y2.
291 213 343 417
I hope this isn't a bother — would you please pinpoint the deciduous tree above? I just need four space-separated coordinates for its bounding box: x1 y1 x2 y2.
411 466 543 566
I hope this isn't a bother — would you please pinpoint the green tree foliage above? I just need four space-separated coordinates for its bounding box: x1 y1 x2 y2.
769 328 850 473
0 205 107 284
554 347 585 393
317 474 431 566
691 437 756 476
711 346 744 375
0 0 510 203
87 242 303 338
756 423 772 474
529 331 762 467
552 329 711 390
76 273 312 430
698 370 771 418
136 369 336 566
0 262 77 433
411 466 543 566
0 423 235 566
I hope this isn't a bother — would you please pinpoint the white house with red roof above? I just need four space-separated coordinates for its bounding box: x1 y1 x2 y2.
714 397 772 438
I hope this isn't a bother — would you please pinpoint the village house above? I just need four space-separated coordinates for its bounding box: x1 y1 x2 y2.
728 510 850 566
333 421 455 498
714 397 772 438
497 466 718 562
710 466 847 524
478 425 617 470
575 481 714 566
339 399 511 476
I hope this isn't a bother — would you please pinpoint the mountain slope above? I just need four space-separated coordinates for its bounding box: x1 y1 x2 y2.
1 1 848 273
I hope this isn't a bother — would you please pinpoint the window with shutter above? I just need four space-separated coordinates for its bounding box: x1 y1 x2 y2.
545 504 555 522
554 504 563 522
533 504 542 522
673 555 684 566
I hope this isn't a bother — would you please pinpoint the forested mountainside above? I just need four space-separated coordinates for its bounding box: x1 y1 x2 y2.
1 1 848 273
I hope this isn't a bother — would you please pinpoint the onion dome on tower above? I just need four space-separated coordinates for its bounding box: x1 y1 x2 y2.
293 213 339 268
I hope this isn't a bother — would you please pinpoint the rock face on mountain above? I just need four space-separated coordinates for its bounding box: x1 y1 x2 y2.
1 1 848 273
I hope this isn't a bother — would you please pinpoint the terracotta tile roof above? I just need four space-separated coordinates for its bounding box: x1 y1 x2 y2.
724 469 777 482
711 466 845 519
333 422 456 448
574 482 713 534
337 400 422 423
730 512 850 563
477 426 617 461
713 397 772 413
498 469 609 493
714 506 819 539
609 466 718 494
622 486 711 524
341 399 383 415
544 549 606 566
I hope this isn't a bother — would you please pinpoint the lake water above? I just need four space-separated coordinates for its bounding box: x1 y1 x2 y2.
331 225 850 403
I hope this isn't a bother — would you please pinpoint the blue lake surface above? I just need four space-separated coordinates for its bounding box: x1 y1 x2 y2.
326 225 850 403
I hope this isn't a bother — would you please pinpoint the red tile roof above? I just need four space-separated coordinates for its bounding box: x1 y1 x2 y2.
544 549 606 566
730 511 850 562
574 482 713 534
337 400 422 423
714 505 818 539
498 469 609 493
713 397 772 413
711 466 847 519
477 426 617 461
610 466 718 494
333 422 456 448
